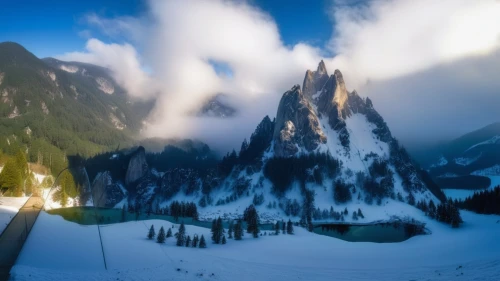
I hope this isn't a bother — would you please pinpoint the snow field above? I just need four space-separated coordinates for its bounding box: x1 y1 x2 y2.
10 209 500 280
0 196 29 235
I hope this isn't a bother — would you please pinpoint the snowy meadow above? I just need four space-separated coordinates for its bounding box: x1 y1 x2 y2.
10 209 500 281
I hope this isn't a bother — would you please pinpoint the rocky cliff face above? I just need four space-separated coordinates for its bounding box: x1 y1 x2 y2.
302 60 329 100
125 146 148 185
272 85 326 157
91 171 126 208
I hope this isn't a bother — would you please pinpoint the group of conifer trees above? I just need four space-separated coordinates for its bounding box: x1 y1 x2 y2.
147 204 298 251
273 219 294 235
0 149 35 196
147 223 207 248
415 198 463 228
455 186 500 215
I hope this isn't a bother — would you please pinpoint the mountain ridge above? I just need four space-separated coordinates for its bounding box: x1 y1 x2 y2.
78 61 444 225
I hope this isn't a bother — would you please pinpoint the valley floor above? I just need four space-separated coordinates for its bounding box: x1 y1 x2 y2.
9 209 500 281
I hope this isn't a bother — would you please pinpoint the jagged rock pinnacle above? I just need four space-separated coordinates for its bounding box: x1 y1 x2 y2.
273 85 326 157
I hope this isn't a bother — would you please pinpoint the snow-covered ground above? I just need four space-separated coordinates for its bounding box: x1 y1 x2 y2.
443 176 500 201
0 196 29 235
11 210 500 280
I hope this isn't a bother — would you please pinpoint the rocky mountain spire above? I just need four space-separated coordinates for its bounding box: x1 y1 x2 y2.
317 69 351 120
125 146 148 185
273 85 326 157
302 60 329 100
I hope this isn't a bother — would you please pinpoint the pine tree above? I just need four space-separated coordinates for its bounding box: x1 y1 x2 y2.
192 235 199 247
25 172 35 196
228 220 234 239
274 221 280 235
186 235 191 247
0 158 22 196
286 219 294 234
234 220 243 240
344 207 348 215
148 225 156 240
221 235 227 244
244 205 260 238
157 226 166 243
199 234 207 248
308 221 314 232
216 217 224 243
166 228 173 238
15 150 28 180
211 219 218 243
357 208 364 219
176 222 186 246
121 205 127 222
281 220 286 234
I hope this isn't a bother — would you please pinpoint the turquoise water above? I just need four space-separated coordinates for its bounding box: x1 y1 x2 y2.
312 222 425 243
47 207 423 243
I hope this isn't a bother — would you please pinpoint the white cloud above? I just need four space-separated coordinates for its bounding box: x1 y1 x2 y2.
56 39 157 100
322 0 500 145
58 0 500 152
327 0 500 88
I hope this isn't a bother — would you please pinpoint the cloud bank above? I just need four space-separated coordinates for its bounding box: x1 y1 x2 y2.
58 0 500 152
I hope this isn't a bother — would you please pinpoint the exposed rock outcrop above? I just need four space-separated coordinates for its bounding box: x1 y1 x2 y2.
302 60 329 100
198 94 236 118
91 171 126 208
239 115 275 165
273 85 326 157
317 69 351 120
125 146 149 185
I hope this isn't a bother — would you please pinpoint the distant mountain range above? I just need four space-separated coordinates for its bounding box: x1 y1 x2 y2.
0 42 231 175
425 122 500 189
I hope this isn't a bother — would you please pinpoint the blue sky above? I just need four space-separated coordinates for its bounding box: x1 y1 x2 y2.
0 0 333 58
0 0 144 57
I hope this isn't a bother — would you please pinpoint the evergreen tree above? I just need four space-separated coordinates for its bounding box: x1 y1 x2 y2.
428 200 437 219
121 205 127 222
344 207 348 215
274 221 280 235
186 235 191 247
25 172 35 196
234 219 243 240
244 205 260 238
148 225 155 240
211 217 225 244
15 150 28 180
281 220 286 234
157 226 166 243
217 217 224 242
0 158 22 196
222 235 227 244
199 235 207 248
176 222 186 246
192 234 199 247
307 221 314 232
166 228 173 238
357 208 364 219
286 219 294 234
228 220 234 239
211 219 217 243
